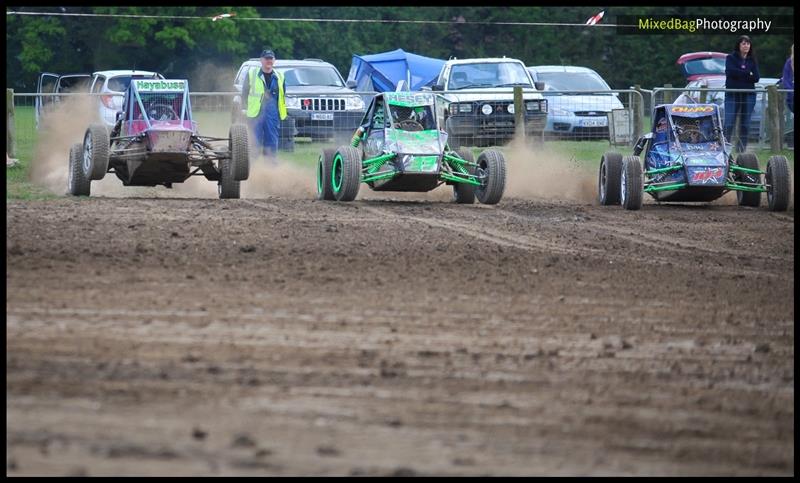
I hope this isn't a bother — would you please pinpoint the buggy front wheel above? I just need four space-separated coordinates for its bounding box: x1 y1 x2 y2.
620 155 643 210
67 142 90 196
766 155 790 212
598 152 622 205
452 147 476 204
735 153 761 207
317 148 337 201
83 123 109 180
218 156 240 199
475 149 506 205
229 124 250 181
332 146 361 202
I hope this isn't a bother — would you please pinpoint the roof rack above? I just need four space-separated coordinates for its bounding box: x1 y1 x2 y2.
303 58 325 62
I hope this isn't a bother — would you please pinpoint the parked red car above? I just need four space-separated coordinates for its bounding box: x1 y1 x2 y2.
676 52 727 82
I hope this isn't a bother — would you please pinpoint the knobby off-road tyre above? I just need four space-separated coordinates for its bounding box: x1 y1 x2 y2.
735 153 761 207
620 155 643 211
84 123 109 181
332 146 361 202
598 152 622 205
452 147 476 204
766 155 790 212
230 123 250 181
475 149 506 205
317 148 337 201
218 156 240 199
67 142 90 196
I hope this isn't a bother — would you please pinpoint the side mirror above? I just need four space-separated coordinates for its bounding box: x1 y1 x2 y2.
345 80 357 89
419 86 432 91
432 84 444 91
534 81 545 91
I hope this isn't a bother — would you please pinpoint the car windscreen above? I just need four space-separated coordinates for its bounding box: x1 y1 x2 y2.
683 58 725 76
108 75 161 93
384 128 445 155
670 114 717 143
448 62 531 89
279 66 343 87
536 72 610 93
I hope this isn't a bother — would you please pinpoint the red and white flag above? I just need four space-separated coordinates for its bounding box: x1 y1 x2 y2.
585 11 605 25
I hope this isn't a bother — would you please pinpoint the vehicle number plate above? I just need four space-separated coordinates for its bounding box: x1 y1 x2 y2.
581 119 606 127
312 113 334 121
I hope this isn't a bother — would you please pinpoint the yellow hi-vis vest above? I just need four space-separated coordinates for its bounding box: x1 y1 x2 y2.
246 68 287 120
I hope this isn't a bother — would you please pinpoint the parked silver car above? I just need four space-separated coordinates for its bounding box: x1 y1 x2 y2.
36 70 164 129
527 65 624 139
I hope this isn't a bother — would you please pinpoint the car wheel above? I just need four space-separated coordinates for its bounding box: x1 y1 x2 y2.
83 123 109 180
332 146 361 202
598 152 622 205
67 142 90 196
620 155 643 210
218 155 240 199
229 123 250 181
735 153 761 207
317 148 337 201
452 147 476 204
475 149 506 205
766 155 790 212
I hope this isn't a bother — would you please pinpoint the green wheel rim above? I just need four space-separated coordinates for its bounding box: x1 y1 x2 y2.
316 156 323 194
332 154 343 193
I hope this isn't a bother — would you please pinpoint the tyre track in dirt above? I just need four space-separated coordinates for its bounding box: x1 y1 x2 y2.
6 196 793 476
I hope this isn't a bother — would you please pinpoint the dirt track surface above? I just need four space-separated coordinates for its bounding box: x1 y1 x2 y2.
6 194 794 476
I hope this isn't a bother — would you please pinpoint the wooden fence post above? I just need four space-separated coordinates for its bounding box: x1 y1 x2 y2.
6 88 15 158
513 86 525 142
767 84 781 153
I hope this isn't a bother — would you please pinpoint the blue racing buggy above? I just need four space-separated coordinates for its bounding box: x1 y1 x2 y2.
316 92 506 204
598 96 791 211
68 78 249 199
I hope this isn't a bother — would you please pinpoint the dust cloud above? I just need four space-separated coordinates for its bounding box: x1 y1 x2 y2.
502 136 597 203
29 95 99 195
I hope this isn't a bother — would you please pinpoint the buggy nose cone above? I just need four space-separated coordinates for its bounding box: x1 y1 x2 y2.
146 128 193 153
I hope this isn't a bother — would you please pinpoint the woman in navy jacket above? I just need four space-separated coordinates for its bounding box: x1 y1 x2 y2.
724 35 760 153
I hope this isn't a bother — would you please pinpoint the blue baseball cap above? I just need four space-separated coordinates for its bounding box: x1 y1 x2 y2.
260 49 275 59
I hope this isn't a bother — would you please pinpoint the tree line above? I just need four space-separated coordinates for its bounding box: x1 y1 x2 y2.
5 6 794 92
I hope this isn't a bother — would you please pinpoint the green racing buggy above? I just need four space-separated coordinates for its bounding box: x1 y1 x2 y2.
316 92 506 204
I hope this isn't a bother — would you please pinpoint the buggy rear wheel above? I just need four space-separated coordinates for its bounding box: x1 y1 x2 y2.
598 152 622 205
67 142 90 196
317 148 337 201
230 124 250 181
218 156 240 199
620 155 643 210
475 149 506 205
452 147 476 204
735 153 761 207
83 123 109 180
332 146 361 202
766 155 790 212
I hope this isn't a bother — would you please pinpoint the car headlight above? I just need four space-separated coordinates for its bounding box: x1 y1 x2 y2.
345 96 364 110
507 104 515 114
456 103 473 113
550 107 571 116
285 96 301 109
525 101 541 112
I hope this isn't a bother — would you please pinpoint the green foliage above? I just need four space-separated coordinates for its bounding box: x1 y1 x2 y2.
6 6 794 92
